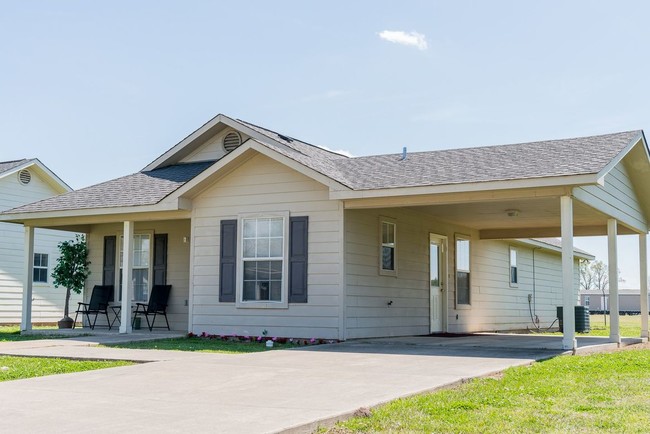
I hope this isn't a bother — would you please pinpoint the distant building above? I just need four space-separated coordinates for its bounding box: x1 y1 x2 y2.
580 289 648 313
0 159 80 324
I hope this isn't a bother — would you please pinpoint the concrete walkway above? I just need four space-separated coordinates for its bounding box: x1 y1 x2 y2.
0 333 640 433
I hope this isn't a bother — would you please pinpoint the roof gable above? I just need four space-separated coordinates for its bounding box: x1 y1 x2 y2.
0 158 71 194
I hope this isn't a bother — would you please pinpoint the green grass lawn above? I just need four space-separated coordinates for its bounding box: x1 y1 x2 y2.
107 336 300 354
0 325 67 342
333 348 650 433
0 355 132 382
583 314 641 337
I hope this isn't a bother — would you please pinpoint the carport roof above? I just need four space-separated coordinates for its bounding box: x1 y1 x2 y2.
333 130 642 190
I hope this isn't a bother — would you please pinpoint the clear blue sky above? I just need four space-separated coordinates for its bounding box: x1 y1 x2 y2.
2 1 649 287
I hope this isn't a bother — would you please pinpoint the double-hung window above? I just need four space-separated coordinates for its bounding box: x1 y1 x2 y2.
242 217 284 302
380 219 397 275
33 253 49 283
456 236 471 305
119 234 151 301
509 247 518 286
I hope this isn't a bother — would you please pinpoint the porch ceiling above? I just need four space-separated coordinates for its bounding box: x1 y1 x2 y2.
410 196 637 238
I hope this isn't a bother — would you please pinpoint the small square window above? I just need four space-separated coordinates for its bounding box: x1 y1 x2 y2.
33 253 48 283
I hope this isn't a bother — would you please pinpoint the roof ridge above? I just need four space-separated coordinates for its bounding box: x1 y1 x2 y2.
344 130 643 160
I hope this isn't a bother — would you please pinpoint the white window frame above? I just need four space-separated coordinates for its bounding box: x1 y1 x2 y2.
379 217 397 277
236 212 290 309
455 234 471 307
33 253 49 284
117 231 154 303
509 246 518 287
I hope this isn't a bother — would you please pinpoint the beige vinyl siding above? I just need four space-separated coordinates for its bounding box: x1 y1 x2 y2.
345 207 582 337
85 220 191 331
190 153 343 339
0 169 79 324
469 240 580 332
574 161 646 232
345 207 479 339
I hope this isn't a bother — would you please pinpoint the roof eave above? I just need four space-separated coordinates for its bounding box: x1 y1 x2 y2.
0 199 189 224
515 238 595 260
330 173 601 200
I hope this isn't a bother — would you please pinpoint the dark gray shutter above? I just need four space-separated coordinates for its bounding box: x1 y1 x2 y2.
289 216 308 303
103 236 116 301
219 220 237 302
153 234 168 285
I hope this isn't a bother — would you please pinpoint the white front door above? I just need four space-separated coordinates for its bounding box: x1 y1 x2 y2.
430 234 447 333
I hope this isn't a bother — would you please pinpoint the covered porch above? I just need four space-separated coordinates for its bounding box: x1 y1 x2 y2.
17 211 192 334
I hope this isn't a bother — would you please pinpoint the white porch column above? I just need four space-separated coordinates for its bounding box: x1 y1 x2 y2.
561 196 576 351
608 219 620 344
20 226 35 332
119 221 134 334
639 233 648 340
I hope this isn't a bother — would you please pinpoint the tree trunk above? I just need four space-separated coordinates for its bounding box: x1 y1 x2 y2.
64 287 71 318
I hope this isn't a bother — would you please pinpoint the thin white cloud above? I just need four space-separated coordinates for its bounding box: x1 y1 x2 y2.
378 30 428 50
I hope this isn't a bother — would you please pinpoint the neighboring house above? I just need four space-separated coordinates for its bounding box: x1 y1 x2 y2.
0 159 79 324
580 289 650 313
1 115 649 350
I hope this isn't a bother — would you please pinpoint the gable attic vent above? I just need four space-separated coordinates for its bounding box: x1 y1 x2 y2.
223 132 242 152
18 169 31 185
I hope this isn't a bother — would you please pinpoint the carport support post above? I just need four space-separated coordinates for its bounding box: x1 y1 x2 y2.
20 226 35 332
608 219 620 344
560 196 576 351
639 233 648 340
119 221 134 334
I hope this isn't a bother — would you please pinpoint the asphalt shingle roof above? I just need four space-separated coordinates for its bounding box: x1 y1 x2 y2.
332 130 642 190
1 118 644 216
5 161 214 214
0 159 30 176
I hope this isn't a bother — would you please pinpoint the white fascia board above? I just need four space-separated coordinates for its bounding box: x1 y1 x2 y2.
0 159 72 193
0 201 186 223
171 139 350 200
595 133 645 183
515 238 595 260
330 173 600 200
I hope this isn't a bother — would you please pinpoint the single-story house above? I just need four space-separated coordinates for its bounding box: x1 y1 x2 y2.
2 114 649 350
0 159 79 323
580 289 650 313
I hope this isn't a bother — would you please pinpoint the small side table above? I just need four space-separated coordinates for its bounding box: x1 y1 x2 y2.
109 305 121 328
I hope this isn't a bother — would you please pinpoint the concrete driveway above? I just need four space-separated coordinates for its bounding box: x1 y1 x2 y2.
0 334 632 433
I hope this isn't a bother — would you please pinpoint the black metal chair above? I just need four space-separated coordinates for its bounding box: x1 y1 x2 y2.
73 285 114 330
132 285 172 331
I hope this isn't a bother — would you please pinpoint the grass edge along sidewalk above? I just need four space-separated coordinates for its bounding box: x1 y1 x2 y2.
0 355 133 382
325 346 650 433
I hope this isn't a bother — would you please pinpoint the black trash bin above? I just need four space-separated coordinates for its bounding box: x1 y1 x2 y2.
556 306 591 333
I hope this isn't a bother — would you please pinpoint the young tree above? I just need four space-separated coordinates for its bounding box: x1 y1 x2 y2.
580 259 608 326
51 234 91 327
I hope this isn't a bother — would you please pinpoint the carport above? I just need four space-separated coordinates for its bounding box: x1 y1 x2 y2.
337 131 650 350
